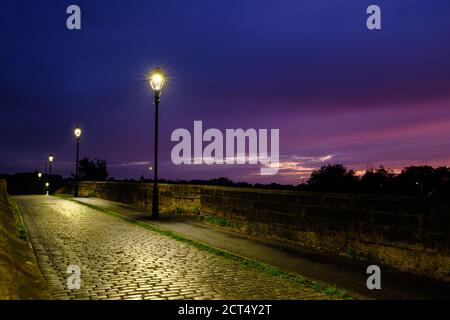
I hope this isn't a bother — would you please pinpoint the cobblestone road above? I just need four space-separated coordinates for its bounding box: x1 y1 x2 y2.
15 195 330 300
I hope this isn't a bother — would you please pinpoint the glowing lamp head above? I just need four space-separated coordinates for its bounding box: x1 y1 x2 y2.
38 172 42 178
74 126 82 138
45 182 50 187
148 68 166 92
48 154 54 163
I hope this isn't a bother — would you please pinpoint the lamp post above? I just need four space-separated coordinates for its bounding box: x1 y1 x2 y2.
74 126 82 197
148 67 166 219
45 182 50 195
44 162 48 194
37 172 43 194
48 154 54 193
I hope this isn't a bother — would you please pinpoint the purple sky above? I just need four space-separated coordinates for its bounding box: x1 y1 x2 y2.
1 0 450 184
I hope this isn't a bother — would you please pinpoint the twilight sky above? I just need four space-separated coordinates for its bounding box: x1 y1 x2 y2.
1 0 450 184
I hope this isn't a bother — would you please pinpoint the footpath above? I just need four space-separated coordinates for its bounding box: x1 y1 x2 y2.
70 196 450 300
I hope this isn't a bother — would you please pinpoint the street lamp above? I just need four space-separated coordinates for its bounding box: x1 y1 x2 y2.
37 172 44 194
45 182 50 195
74 126 82 197
148 67 167 219
48 154 54 194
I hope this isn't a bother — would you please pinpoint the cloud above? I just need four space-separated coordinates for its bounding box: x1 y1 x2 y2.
114 161 151 168
258 154 335 178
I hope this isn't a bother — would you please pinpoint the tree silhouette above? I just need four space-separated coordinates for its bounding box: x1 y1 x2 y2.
360 166 395 194
78 157 108 181
308 164 357 192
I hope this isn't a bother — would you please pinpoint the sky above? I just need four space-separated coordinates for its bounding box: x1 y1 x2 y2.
1 0 450 184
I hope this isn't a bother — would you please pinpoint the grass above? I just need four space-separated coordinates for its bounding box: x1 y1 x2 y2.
58 195 357 300
8 196 28 240
347 247 357 258
174 207 184 215
197 215 233 227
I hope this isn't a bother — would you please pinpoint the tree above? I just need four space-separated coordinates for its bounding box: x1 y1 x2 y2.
432 167 450 197
78 157 108 181
308 164 358 192
360 166 395 194
394 166 434 197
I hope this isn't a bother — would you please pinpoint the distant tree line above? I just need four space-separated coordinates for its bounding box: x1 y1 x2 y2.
0 157 109 195
3 160 450 198
162 164 450 199
0 172 65 195
306 164 450 198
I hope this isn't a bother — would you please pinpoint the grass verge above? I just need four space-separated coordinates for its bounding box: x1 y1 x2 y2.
197 215 234 227
58 195 357 300
8 197 28 240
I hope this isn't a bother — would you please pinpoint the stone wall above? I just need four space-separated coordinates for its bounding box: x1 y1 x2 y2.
0 180 6 194
200 187 450 282
58 181 202 214
57 181 450 281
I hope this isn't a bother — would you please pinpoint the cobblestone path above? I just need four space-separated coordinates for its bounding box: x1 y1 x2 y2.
15 196 330 300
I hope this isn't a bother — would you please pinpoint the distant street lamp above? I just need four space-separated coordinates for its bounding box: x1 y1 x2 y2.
44 162 48 194
48 154 54 173
416 180 424 199
45 182 50 195
48 154 54 193
37 172 43 194
74 126 82 197
148 67 166 219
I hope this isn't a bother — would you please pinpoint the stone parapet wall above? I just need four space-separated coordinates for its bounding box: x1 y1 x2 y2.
56 181 450 281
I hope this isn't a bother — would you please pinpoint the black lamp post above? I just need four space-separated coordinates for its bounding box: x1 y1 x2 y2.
44 162 48 194
48 154 54 193
37 172 42 194
148 67 166 219
74 126 82 197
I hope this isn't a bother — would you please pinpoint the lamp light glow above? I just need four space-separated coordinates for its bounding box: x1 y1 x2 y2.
149 68 166 92
48 154 54 162
74 127 82 138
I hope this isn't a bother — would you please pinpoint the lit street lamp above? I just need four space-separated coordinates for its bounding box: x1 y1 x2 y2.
74 126 82 197
148 67 166 219
37 172 43 194
45 182 50 195
44 161 48 194
48 154 54 193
